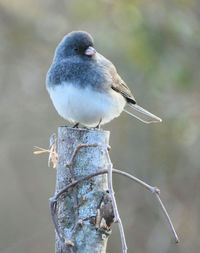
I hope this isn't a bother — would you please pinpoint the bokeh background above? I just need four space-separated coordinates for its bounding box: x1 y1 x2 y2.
0 0 200 252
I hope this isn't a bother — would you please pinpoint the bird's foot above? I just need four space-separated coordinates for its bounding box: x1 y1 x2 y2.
94 118 102 129
73 122 79 128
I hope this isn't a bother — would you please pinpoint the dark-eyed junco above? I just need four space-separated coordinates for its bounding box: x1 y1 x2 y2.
46 31 162 128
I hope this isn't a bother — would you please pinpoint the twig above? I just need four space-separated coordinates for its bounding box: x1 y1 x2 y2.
65 143 100 167
49 197 74 248
113 169 179 243
103 146 127 253
50 168 179 248
154 194 179 243
33 144 57 168
49 142 179 252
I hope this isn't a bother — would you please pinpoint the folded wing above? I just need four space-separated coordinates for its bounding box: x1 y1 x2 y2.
110 68 162 124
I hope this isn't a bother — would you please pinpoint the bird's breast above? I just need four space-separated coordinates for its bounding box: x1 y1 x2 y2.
47 82 126 126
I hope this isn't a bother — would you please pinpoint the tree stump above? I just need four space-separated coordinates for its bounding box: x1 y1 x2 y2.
55 126 113 253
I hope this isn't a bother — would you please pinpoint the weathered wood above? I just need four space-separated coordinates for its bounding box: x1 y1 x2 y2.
55 126 112 253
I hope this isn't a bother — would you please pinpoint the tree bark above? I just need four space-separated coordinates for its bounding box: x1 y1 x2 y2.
55 126 112 253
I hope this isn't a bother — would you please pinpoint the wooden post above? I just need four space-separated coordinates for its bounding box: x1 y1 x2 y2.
55 126 112 253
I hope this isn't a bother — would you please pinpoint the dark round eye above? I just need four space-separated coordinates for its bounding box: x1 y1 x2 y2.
74 48 78 51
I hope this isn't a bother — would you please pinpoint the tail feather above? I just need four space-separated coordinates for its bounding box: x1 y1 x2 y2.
124 103 162 124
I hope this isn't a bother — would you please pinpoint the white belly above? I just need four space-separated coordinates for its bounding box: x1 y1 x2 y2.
47 82 126 127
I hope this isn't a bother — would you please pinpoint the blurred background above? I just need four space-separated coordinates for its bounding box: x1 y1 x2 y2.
0 0 200 252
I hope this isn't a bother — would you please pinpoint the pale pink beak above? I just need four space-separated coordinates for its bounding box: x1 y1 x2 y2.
85 46 96 56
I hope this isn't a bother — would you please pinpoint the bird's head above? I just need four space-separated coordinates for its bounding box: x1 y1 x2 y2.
55 31 96 60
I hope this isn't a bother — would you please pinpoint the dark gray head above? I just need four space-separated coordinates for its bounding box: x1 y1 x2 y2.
54 31 96 60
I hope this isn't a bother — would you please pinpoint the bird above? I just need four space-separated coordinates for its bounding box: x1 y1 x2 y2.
46 31 162 128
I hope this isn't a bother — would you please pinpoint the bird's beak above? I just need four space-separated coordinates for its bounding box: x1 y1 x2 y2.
85 46 96 56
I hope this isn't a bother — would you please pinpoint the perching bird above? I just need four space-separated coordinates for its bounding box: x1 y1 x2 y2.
46 31 162 128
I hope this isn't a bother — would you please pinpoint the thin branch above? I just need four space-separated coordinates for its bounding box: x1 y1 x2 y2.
114 169 160 193
49 197 74 248
53 170 108 200
49 142 179 253
103 146 127 253
50 168 179 247
66 143 100 167
49 199 63 242
112 169 179 243
154 194 179 243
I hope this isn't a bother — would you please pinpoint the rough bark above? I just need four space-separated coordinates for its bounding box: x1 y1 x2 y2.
55 126 112 253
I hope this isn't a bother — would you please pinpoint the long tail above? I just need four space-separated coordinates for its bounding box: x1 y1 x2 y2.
124 103 162 124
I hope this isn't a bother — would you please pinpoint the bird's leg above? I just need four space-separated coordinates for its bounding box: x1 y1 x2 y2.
95 118 102 129
73 123 79 128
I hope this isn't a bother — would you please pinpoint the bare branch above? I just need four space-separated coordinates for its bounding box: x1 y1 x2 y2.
103 146 127 253
154 194 179 243
50 167 179 248
65 143 99 167
112 168 180 243
48 139 179 252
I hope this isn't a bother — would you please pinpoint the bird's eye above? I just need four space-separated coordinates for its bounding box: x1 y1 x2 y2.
74 48 78 51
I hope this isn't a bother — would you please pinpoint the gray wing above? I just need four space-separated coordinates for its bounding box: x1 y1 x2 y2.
109 66 136 104
108 63 162 124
